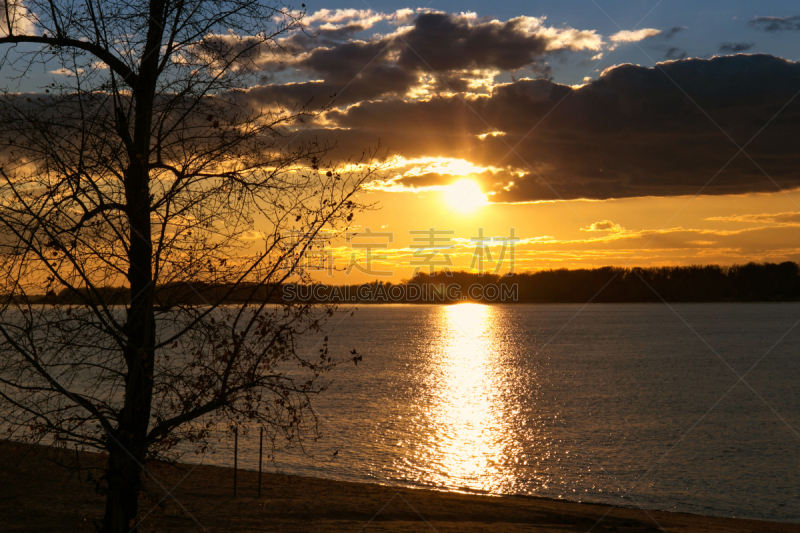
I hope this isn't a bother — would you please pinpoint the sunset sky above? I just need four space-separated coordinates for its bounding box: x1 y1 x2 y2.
21 1 800 283
280 1 800 282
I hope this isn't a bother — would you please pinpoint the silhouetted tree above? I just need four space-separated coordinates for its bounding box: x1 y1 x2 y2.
0 1 379 531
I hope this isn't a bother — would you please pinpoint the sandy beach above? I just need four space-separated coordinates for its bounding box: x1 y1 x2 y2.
2 441 797 532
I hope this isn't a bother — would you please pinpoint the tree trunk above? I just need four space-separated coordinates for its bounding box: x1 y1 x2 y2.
98 142 158 531
101 82 159 531
100 158 156 531
100 4 164 527
102 440 144 533
103 3 169 530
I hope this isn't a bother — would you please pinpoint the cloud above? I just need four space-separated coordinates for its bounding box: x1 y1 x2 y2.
641 28 689 60
582 220 624 232
49 68 85 77
384 172 457 190
305 54 800 202
242 11 602 108
544 225 800 254
718 42 755 53
303 8 384 28
344 225 800 269
706 212 800 225
660 27 687 40
664 47 688 60
374 167 516 192
186 33 277 73
399 14 557 71
0 0 35 37
609 28 661 42
749 15 800 32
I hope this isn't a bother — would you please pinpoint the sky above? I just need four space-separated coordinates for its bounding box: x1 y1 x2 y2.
256 0 800 283
12 1 800 283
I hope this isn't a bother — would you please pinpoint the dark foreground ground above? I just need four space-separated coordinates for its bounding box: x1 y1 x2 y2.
2 441 798 532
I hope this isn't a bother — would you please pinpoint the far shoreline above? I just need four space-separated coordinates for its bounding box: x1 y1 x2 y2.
13 262 800 306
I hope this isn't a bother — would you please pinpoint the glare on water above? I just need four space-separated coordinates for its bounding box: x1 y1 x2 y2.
423 303 516 488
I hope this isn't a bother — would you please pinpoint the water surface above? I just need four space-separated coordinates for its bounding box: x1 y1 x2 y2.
199 303 800 522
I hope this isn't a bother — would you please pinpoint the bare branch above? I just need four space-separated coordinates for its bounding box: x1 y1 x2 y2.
0 35 137 83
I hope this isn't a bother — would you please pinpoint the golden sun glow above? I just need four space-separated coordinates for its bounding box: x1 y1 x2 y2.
419 303 518 491
444 179 488 213
402 157 491 177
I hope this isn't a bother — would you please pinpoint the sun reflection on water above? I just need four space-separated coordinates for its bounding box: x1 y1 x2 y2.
419 303 521 492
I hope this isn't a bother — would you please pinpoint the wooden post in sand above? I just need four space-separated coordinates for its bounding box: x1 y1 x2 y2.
258 427 263 497
75 444 82 487
233 427 238 497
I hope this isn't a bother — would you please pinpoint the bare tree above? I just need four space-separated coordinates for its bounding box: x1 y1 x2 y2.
0 1 379 531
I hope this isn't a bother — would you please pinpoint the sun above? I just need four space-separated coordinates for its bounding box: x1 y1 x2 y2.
444 179 488 213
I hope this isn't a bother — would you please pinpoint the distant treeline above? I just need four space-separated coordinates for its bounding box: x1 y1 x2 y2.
497 262 800 303
14 262 800 305
16 282 285 307
285 262 800 303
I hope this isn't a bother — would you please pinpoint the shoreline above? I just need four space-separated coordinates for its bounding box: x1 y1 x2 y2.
233 465 791 524
3 441 798 532
188 467 798 526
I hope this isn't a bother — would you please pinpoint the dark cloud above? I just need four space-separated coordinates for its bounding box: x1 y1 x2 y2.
394 13 551 72
718 42 755 53
390 173 457 188
660 27 687 40
237 81 345 110
307 54 800 202
278 24 379 55
389 170 518 190
299 40 396 86
250 12 600 108
664 47 688 60
240 42 419 109
749 15 800 32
